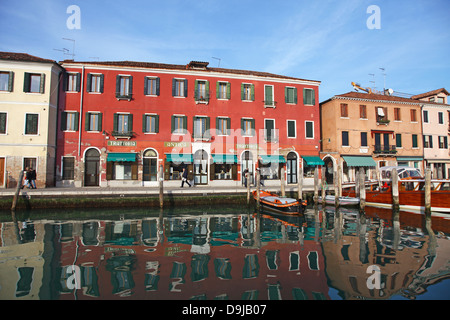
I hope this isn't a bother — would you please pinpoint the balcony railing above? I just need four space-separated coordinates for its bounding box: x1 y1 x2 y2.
376 118 390 125
264 100 277 108
373 145 397 154
112 131 135 139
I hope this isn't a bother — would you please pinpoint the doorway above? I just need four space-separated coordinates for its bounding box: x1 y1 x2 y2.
286 152 298 184
241 151 254 186
194 149 208 185
143 149 158 183
85 149 100 186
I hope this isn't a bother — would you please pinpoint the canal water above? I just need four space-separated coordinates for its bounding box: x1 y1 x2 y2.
0 204 449 301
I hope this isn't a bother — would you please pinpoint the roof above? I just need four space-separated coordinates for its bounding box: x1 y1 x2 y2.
322 91 450 106
0 51 57 64
60 59 321 84
411 88 449 100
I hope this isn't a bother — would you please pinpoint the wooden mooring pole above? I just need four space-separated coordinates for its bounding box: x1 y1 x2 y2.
281 167 286 197
11 170 24 211
425 168 432 218
297 168 303 201
313 167 319 204
321 166 326 202
391 168 399 212
159 164 164 209
359 168 366 213
256 170 261 208
246 172 251 205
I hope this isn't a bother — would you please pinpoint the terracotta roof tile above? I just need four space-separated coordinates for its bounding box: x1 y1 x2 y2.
0 51 56 64
411 88 449 100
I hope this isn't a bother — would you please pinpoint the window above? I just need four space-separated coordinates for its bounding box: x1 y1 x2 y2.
412 134 418 148
264 85 275 107
361 132 368 147
195 80 209 102
61 112 79 131
303 88 315 105
24 73 44 93
394 108 401 121
396 134 402 148
305 121 314 139
143 114 159 134
85 112 102 132
25 114 39 135
359 105 367 119
0 112 7 134
173 79 187 97
340 104 348 117
193 116 210 139
86 74 104 93
410 109 417 122
217 82 230 99
376 107 388 123
424 135 433 148
287 120 296 138
264 119 276 141
0 72 13 92
438 97 445 103
216 117 230 136
113 113 133 136
171 115 187 134
241 83 254 101
439 136 448 149
23 158 36 171
108 162 137 180
423 110 429 123
285 87 297 104
144 77 160 96
342 131 349 146
66 73 80 92
62 157 75 180
116 75 133 99
438 112 444 124
241 118 255 136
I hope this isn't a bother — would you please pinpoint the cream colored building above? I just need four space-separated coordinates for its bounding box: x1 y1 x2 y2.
0 52 63 188
411 88 450 179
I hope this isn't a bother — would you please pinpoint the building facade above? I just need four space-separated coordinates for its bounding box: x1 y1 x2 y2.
412 88 450 179
320 91 425 183
0 52 63 188
56 60 321 188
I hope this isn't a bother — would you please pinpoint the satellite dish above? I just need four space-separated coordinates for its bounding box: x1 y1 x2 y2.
388 88 394 95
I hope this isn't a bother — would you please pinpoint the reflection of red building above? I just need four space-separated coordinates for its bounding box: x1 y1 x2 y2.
56 60 321 188
55 215 329 300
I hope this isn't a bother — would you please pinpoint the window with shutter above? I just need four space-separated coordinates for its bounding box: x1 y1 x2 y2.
285 87 297 104
25 113 39 135
0 72 13 92
305 121 314 139
287 120 296 138
264 85 275 107
303 88 315 105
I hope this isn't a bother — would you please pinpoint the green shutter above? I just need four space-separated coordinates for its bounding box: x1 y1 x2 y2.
396 134 402 148
226 82 231 99
206 81 209 100
23 72 31 92
184 79 188 97
171 115 175 133
155 115 159 133
142 114 147 133
128 76 133 96
8 71 14 92
113 114 119 132
156 78 160 96
74 112 79 131
39 73 45 94
128 114 133 132
251 84 255 101
100 74 104 93
294 88 298 104
194 80 199 100
85 112 90 131
86 74 92 92
226 118 231 135
183 116 187 133
115 76 120 97
61 112 67 131
172 79 176 96
285 87 288 103
241 83 245 100
217 82 220 99
98 113 102 132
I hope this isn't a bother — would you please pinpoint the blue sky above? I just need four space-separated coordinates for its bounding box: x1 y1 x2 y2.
1 0 449 101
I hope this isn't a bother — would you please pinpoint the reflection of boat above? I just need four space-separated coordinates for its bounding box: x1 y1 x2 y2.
252 190 306 214
318 195 360 206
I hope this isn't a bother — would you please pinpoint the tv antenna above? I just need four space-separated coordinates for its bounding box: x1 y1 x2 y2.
62 38 76 59
212 57 221 68
379 67 386 90
369 73 376 92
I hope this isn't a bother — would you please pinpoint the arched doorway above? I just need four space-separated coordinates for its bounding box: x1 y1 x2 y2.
241 151 254 186
286 152 298 184
85 148 100 186
194 149 208 185
143 149 158 183
323 156 335 184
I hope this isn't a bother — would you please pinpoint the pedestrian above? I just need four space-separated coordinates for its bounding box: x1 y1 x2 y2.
243 168 249 187
257 168 265 186
30 167 37 189
181 167 191 187
25 167 33 189
21 167 29 189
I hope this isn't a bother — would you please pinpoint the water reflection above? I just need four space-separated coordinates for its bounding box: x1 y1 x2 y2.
0 205 449 300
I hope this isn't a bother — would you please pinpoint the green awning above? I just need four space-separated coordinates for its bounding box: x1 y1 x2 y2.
212 154 237 164
342 156 376 167
397 157 423 161
302 156 325 166
107 153 137 162
259 155 286 164
166 153 193 163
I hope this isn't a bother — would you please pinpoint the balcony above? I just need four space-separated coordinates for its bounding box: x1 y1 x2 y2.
376 118 390 125
373 144 397 155
264 100 277 108
111 131 135 139
115 93 133 101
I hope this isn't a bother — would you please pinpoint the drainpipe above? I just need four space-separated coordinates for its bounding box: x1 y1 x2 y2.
78 65 85 157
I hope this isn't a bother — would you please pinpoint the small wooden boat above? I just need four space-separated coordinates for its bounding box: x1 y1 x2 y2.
318 195 360 206
252 190 307 214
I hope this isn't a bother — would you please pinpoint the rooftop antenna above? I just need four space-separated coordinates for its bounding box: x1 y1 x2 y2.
369 73 376 92
379 67 386 90
212 57 221 68
62 38 76 60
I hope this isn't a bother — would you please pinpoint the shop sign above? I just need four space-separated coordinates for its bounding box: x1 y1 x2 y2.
107 140 137 147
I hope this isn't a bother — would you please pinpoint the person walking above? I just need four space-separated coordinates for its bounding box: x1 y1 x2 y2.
30 167 37 189
181 167 191 187
21 167 29 189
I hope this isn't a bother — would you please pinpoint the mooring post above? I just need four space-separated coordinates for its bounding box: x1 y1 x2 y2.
11 170 24 211
392 168 399 212
256 170 261 208
313 166 319 204
334 163 340 207
321 166 326 203
246 172 251 205
297 168 303 201
425 168 432 218
281 167 286 197
159 164 164 209
359 168 366 213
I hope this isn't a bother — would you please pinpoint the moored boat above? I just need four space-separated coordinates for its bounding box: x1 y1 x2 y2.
252 190 307 214
318 195 360 206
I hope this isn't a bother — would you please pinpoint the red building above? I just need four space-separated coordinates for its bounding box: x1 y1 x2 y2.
56 60 321 187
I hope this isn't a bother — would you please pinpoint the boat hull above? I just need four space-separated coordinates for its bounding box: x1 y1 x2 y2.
318 195 360 206
252 190 305 215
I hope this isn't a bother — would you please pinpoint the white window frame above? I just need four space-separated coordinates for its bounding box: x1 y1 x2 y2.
305 121 314 139
287 120 297 139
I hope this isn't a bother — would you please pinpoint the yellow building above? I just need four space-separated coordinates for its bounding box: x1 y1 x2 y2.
320 91 424 183
0 52 63 188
